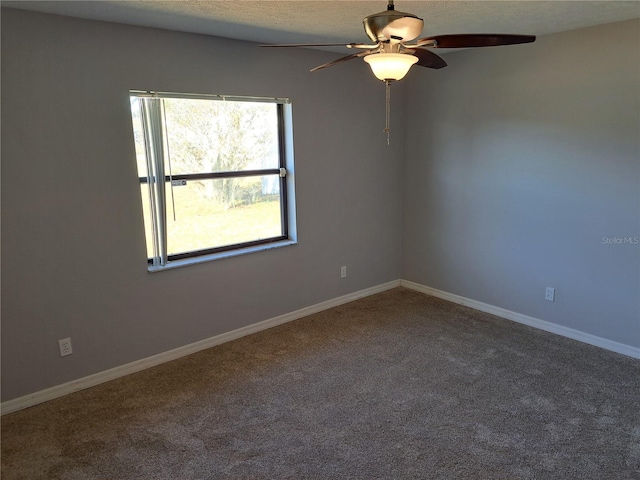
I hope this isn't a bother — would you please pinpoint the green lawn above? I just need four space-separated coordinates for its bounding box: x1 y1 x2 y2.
141 184 282 257
167 199 281 254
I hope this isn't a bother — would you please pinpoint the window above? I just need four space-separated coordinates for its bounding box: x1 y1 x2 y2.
129 91 296 271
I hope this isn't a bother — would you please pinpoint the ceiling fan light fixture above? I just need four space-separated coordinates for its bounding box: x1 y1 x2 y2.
364 52 418 81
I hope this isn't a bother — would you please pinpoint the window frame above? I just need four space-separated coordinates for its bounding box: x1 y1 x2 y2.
130 90 297 271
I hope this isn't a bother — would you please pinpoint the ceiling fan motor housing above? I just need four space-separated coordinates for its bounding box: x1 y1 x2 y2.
363 9 424 43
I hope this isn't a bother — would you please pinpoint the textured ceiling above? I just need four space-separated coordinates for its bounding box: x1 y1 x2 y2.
4 1 640 50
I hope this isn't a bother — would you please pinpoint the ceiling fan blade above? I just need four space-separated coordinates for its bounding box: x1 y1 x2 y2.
416 34 536 48
259 42 372 49
310 50 373 72
404 48 447 69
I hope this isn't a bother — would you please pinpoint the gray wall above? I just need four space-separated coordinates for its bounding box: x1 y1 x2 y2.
1 9 403 401
2 9 639 404
403 19 640 348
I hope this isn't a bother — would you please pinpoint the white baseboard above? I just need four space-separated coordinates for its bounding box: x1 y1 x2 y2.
5 278 636 415
1 280 401 415
400 279 640 360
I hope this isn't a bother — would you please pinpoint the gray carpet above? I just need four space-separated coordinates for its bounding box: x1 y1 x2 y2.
2 288 639 479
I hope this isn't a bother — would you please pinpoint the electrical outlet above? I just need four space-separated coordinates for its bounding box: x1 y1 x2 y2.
545 287 555 302
340 266 347 278
59 338 73 357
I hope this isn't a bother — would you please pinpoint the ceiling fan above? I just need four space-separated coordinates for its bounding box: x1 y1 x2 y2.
260 1 536 141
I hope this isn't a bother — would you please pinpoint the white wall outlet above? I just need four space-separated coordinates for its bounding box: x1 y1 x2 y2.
340 266 347 278
545 287 555 302
58 338 73 357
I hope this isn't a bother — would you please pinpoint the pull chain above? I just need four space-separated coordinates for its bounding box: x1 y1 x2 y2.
384 80 391 145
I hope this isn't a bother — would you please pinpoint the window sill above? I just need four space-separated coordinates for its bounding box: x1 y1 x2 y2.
147 239 297 273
